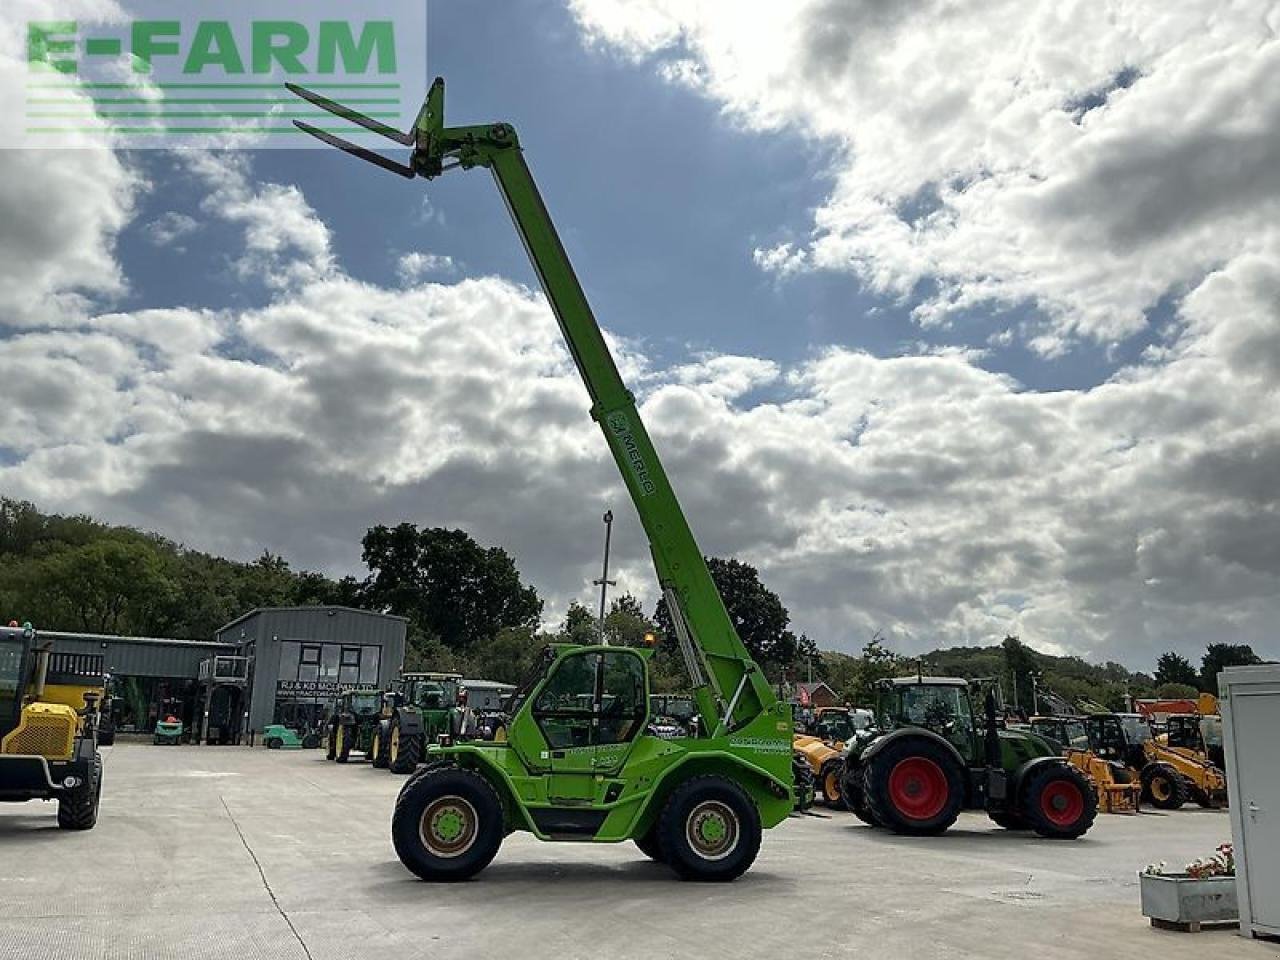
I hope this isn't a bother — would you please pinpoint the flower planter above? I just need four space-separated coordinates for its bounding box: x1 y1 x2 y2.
1140 873 1238 931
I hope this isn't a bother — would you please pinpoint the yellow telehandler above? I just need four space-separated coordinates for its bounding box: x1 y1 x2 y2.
0 623 105 829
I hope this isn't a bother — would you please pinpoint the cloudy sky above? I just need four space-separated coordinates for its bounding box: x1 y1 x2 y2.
2 1 1278 671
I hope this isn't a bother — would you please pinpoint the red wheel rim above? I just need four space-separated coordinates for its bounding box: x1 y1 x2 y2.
888 757 949 820
1040 780 1085 826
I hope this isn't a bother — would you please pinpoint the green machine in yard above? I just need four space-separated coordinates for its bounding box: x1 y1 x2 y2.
326 688 384 763
372 673 463 774
286 79 794 882
839 677 1098 839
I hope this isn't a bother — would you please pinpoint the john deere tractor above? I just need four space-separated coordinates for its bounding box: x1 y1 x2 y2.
0 623 104 830
325 687 384 763
840 677 1097 839
372 673 462 774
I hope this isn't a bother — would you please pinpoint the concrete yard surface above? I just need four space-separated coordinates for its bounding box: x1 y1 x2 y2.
1 743 1275 960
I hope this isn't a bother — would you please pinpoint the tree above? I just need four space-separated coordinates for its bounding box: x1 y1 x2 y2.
34 538 174 634
556 602 598 645
1001 635 1040 712
469 626 546 685
1201 643 1263 693
1154 682 1200 700
1154 652 1198 688
655 557 801 669
604 594 656 647
360 524 542 651
852 636 903 705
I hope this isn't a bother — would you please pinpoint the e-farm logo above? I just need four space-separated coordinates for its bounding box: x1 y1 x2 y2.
8 1 426 148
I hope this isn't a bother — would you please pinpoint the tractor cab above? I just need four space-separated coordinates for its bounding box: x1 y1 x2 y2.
874 677 980 763
1029 716 1091 753
1084 713 1151 769
342 689 383 718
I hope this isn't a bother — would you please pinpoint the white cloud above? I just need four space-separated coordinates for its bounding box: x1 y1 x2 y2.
397 252 457 285
569 0 1280 351
144 212 199 248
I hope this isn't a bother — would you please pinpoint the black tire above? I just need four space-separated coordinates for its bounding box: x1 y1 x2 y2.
325 725 337 761
791 753 815 811
266 737 284 750
390 719 423 775
658 775 762 882
391 767 504 881
840 764 879 825
57 755 102 831
1193 786 1219 809
861 737 964 836
336 724 352 764
1142 763 1187 810
301 732 321 750
371 724 390 769
819 759 844 807
1020 764 1097 839
634 824 665 862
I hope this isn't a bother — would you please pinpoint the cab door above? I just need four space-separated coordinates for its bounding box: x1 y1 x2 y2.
529 650 601 802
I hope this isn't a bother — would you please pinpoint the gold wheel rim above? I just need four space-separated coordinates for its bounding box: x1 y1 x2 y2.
391 726 400 764
337 726 346 754
418 796 478 859
686 800 739 861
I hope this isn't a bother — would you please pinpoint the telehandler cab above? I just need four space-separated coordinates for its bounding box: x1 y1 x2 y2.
1083 713 1227 809
287 78 794 882
0 623 104 830
839 677 1097 839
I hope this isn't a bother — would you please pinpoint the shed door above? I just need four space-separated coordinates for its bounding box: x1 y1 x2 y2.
1232 686 1280 930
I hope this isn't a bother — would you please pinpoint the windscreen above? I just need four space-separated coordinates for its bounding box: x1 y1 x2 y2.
1200 715 1223 748
0 637 25 723
1121 716 1152 742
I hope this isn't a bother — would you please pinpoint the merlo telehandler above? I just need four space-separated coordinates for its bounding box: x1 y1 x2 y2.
0 623 104 830
286 78 794 882
326 687 384 763
839 677 1097 838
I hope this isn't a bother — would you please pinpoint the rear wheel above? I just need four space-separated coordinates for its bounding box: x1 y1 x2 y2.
1021 764 1097 839
658 775 761 882
57 755 102 831
840 764 879 826
861 738 964 836
325 726 336 761
371 724 390 769
391 767 504 881
389 720 423 775
1142 763 1187 810
335 724 352 764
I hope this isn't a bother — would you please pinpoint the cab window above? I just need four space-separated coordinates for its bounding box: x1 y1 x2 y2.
533 654 597 749
596 652 647 746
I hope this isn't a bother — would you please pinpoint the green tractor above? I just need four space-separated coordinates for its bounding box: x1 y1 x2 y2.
840 677 1098 839
372 673 462 775
325 687 384 764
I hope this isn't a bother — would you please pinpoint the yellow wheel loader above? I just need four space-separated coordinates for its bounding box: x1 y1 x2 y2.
1029 716 1141 814
793 707 867 807
0 623 105 830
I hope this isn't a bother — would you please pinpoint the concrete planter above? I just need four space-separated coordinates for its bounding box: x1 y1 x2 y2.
1140 873 1238 931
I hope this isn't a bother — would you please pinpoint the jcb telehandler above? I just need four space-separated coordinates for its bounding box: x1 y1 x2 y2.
839 677 1097 838
1083 713 1227 809
287 78 795 882
794 706 860 807
1028 715 1141 814
326 687 384 763
0 623 104 830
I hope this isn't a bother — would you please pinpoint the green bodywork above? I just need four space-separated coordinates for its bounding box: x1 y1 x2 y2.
332 687 383 753
263 724 304 750
287 78 794 846
153 719 183 745
395 672 461 742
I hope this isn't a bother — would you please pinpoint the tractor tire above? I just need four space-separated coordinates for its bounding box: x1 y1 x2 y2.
391 766 504 881
371 724 389 769
840 764 879 825
336 724 352 764
389 721 423 775
819 759 844 808
57 755 102 831
658 775 762 882
325 726 336 761
861 737 964 836
1020 764 1097 839
1142 763 1187 810
634 825 665 862
988 810 1027 830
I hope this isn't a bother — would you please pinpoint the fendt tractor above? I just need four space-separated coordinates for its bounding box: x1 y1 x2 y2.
1083 713 1227 809
326 687 384 763
372 673 464 774
0 623 104 830
287 78 795 882
839 677 1098 839
1028 715 1141 814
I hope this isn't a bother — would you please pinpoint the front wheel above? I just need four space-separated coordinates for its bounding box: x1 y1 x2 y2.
371 724 389 769
658 775 762 882
389 721 423 775
325 725 336 761
57 755 102 831
391 767 504 881
1021 764 1097 839
819 759 844 807
1142 763 1187 810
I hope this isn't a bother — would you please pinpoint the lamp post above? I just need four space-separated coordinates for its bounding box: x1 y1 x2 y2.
593 510 616 645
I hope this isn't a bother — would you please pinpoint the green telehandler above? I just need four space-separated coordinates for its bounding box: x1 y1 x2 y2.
325 687 384 763
839 677 1098 839
286 78 794 882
